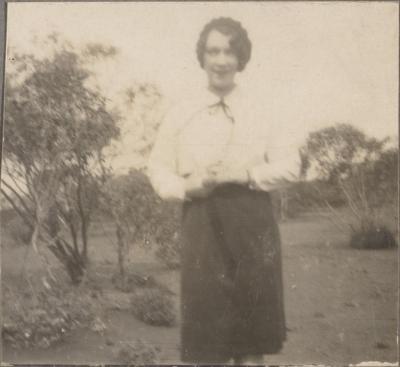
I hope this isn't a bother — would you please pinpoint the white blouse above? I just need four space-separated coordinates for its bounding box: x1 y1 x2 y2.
147 85 301 200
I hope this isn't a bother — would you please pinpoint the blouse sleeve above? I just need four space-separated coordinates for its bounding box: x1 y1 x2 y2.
147 106 186 201
247 119 301 191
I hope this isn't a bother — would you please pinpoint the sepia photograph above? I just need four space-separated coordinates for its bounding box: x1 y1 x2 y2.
0 1 398 365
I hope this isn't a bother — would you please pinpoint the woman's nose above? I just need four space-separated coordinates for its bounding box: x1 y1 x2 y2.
215 52 229 66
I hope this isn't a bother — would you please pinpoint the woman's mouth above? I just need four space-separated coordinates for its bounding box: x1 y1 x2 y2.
213 70 230 78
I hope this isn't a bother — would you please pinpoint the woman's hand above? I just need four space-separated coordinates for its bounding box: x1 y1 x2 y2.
204 162 249 187
184 163 250 199
184 170 216 199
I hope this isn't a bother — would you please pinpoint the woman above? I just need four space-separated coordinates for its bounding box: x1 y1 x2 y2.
148 17 300 364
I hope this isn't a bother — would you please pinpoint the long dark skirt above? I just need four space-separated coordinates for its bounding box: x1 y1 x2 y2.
180 184 286 363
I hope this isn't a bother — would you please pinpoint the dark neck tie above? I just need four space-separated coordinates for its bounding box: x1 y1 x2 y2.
212 98 234 123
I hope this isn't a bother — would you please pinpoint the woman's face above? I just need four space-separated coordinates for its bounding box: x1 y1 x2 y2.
203 29 239 94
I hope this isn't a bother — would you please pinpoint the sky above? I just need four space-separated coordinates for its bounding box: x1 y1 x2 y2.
5 1 399 171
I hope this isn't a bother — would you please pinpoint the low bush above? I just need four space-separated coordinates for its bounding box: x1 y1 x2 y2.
350 226 397 249
112 272 158 293
153 203 182 269
115 339 160 365
130 287 176 327
2 281 96 349
154 235 181 270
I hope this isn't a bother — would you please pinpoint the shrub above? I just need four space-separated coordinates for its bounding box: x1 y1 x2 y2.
154 234 181 270
130 287 176 326
101 171 182 278
350 226 397 249
2 281 95 349
112 272 158 293
115 339 160 365
153 203 182 269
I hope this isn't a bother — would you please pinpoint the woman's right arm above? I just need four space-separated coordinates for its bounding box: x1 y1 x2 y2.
147 107 187 201
147 107 212 201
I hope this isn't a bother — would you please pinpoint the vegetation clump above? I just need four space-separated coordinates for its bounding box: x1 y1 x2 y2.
350 225 397 249
154 233 181 270
130 287 176 327
300 123 398 249
112 271 158 293
115 339 160 365
2 282 95 349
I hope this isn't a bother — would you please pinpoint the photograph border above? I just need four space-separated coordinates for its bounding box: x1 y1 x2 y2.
0 1 398 366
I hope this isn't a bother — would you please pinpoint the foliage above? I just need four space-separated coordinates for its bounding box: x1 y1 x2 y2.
121 83 164 160
154 233 181 269
301 123 387 182
286 180 346 214
102 170 162 245
100 170 160 280
101 170 181 278
130 287 176 327
112 271 158 293
153 203 182 269
115 339 160 365
360 147 398 208
269 180 347 221
2 281 95 349
2 36 120 283
350 226 396 249
300 123 397 248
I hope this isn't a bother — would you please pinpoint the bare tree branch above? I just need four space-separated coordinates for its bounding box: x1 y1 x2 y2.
0 188 34 230
1 179 34 217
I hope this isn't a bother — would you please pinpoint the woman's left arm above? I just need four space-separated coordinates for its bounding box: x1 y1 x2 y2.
247 121 302 191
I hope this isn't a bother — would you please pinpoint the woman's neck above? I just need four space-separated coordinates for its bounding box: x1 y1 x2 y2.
208 83 237 98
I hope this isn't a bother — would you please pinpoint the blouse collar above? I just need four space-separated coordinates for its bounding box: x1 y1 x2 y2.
199 84 242 118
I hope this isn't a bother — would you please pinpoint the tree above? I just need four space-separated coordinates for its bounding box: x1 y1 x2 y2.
364 146 398 208
100 169 180 283
107 82 164 172
300 124 397 248
98 81 177 277
302 123 387 182
2 37 120 283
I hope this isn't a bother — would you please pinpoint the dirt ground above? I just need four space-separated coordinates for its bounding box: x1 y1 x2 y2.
2 209 398 365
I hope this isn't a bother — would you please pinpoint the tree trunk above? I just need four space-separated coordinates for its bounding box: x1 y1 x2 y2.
76 170 89 265
116 224 126 282
48 239 85 285
280 189 288 221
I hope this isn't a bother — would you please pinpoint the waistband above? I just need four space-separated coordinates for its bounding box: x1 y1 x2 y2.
186 183 270 202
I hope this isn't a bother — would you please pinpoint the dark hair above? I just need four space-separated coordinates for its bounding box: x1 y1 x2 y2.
196 17 252 72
